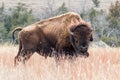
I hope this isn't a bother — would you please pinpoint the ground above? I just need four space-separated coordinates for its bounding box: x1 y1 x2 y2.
0 44 120 80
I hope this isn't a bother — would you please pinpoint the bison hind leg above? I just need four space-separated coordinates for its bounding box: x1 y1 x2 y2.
14 49 34 66
14 49 26 66
22 51 34 64
21 48 35 64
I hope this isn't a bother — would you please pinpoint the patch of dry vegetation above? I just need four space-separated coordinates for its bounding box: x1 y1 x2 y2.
0 45 120 80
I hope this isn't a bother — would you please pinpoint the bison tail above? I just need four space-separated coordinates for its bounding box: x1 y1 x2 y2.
12 27 22 43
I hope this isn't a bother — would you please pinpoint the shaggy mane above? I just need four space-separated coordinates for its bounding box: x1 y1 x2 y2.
35 12 82 26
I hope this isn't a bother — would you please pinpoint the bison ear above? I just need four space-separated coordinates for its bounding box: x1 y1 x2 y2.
90 28 93 41
90 34 93 41
90 28 93 32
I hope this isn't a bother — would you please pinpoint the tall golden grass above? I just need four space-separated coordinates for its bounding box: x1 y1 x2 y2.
0 45 120 80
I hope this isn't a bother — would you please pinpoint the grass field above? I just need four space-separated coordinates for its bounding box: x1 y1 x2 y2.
0 45 120 80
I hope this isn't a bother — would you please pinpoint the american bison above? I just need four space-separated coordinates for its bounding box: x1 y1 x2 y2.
12 12 93 66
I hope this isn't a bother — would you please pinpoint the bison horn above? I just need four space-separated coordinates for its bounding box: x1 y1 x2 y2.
70 32 74 35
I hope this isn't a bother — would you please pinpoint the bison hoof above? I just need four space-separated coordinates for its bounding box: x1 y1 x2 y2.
45 55 48 59
14 58 19 66
84 52 89 58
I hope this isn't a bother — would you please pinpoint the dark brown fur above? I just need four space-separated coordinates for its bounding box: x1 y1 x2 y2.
12 12 93 66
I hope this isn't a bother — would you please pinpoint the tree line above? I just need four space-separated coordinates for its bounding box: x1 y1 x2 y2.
0 0 120 47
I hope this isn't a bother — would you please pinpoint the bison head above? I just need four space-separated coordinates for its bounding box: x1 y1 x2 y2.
69 22 93 56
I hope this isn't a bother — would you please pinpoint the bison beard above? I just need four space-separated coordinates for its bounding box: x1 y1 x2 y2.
12 12 93 66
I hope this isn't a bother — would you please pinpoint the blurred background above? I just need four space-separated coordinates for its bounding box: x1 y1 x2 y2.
0 0 120 47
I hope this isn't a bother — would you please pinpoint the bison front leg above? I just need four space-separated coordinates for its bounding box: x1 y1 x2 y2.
55 51 60 60
55 46 62 61
53 47 60 61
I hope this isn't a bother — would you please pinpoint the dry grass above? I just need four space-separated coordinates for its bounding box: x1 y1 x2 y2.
0 45 120 80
